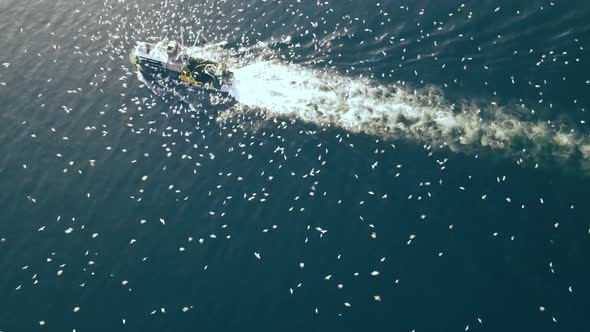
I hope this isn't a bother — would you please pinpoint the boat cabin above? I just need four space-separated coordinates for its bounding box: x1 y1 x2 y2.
166 41 179 56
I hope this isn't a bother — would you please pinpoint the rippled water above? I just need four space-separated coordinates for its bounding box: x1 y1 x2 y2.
1 0 590 331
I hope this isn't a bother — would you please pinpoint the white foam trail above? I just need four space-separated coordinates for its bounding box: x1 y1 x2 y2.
229 60 590 168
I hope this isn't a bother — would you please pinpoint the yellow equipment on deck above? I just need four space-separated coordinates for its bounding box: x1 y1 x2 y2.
179 68 203 85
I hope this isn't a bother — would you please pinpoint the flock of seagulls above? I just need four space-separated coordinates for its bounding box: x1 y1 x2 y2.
0 0 588 330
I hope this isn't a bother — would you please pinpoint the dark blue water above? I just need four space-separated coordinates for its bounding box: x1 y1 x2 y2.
1 0 590 331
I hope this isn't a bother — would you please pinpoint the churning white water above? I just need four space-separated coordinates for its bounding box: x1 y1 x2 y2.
227 60 590 168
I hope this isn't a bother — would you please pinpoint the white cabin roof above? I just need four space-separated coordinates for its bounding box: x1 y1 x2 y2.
136 41 171 64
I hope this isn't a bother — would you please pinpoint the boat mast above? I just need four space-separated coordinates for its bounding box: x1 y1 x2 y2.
180 27 184 48
193 31 201 47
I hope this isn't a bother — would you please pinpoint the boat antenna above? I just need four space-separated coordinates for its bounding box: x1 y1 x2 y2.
193 31 200 47
180 27 184 47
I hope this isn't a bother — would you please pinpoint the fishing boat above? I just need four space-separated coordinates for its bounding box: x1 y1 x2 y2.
130 38 234 95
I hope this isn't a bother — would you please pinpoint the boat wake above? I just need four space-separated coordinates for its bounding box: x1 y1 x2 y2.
226 59 590 171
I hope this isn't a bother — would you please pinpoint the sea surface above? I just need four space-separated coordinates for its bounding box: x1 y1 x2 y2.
1 0 590 331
